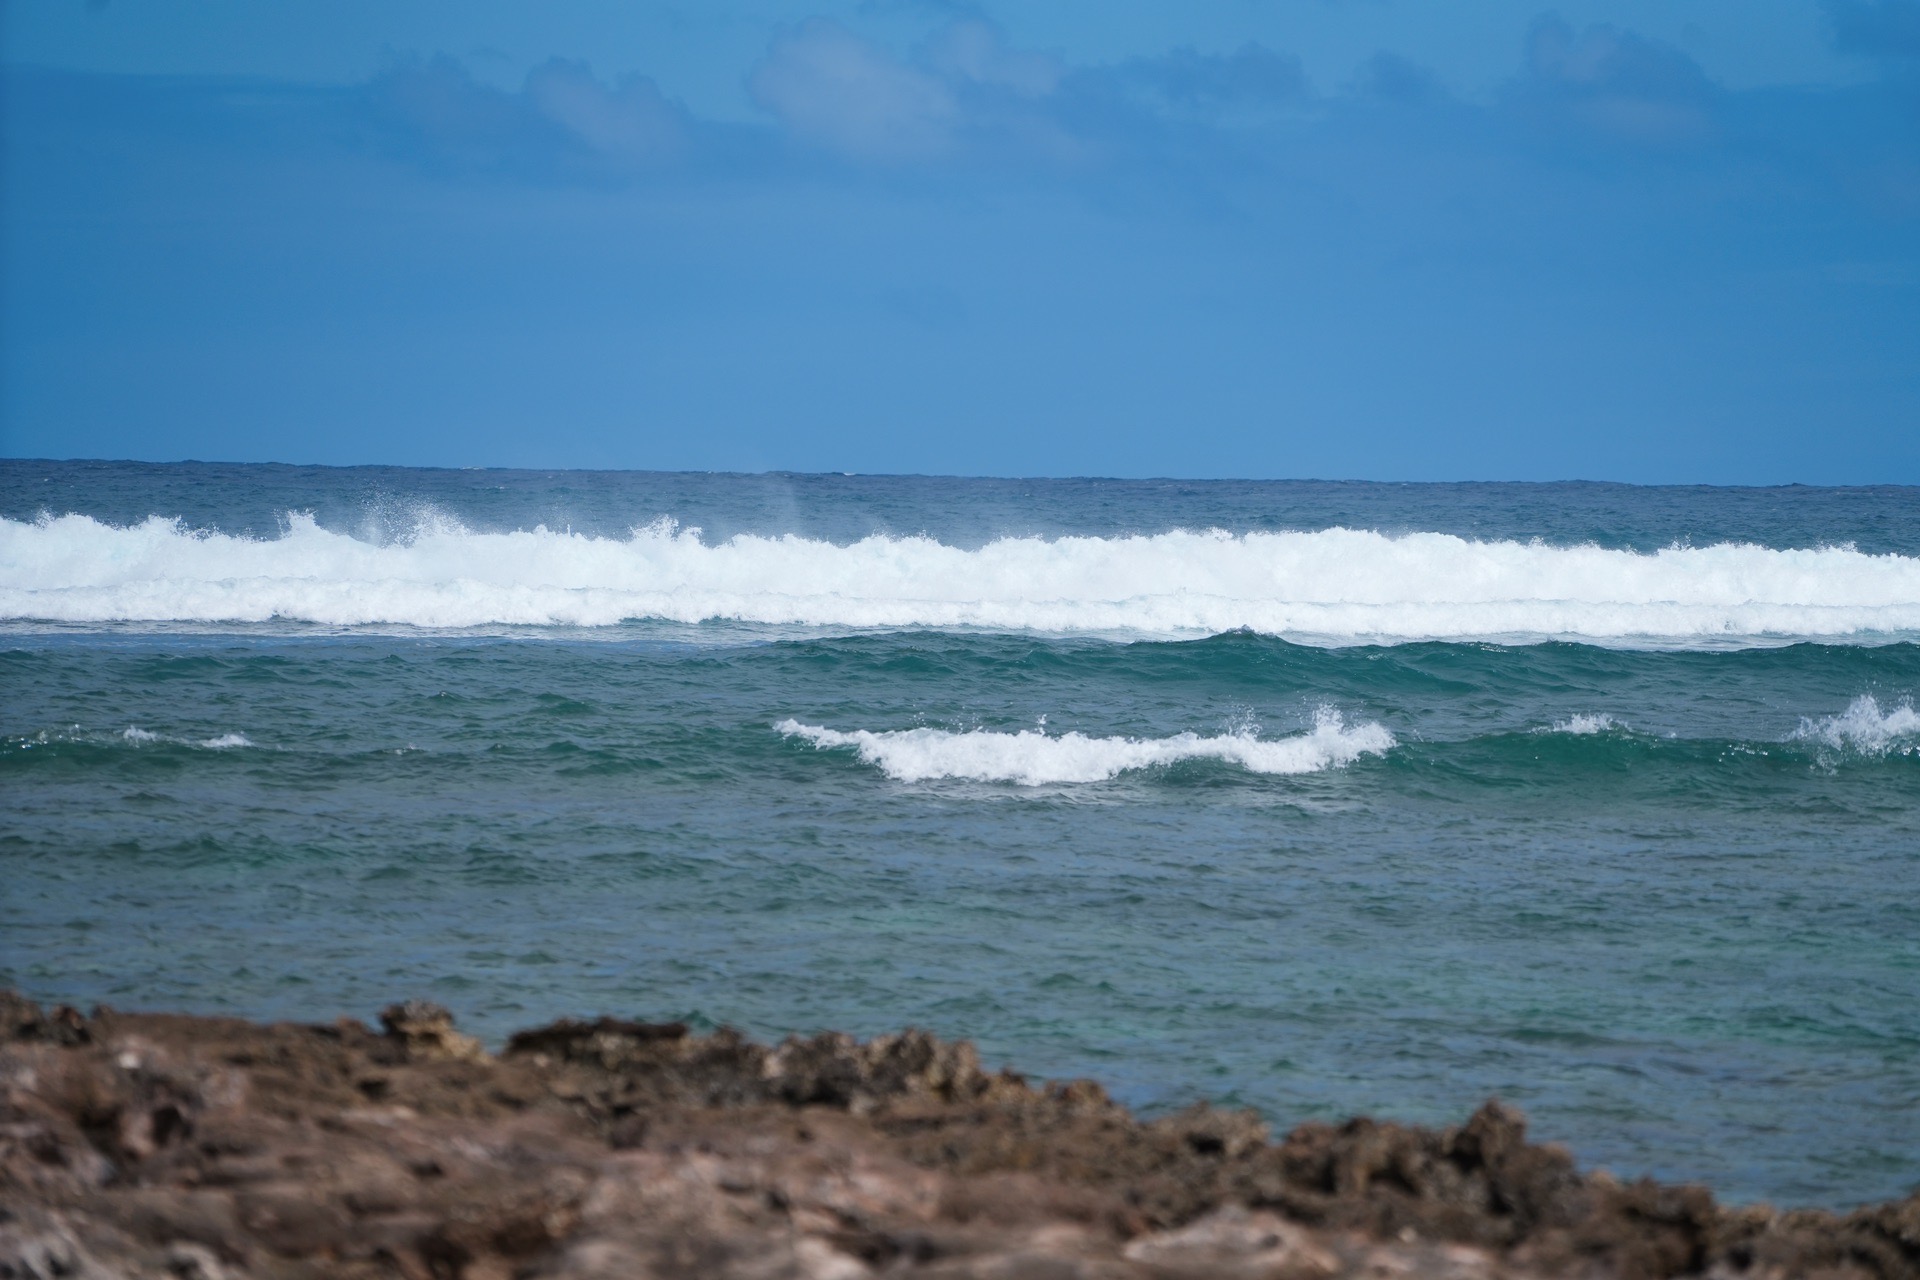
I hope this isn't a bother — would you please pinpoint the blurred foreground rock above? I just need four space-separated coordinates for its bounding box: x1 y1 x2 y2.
1 992 1914 1279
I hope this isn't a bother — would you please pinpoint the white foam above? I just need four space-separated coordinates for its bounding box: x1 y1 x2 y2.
1550 714 1619 735
5 512 1920 645
776 708 1395 784
1790 695 1920 755
114 726 252 749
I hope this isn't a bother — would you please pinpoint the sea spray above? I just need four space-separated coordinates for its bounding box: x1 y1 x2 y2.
1790 694 1920 756
5 512 1920 643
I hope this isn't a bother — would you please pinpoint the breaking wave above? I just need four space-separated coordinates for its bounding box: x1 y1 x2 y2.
4 512 1920 644
10 725 256 752
122 727 253 750
776 709 1395 784
1790 695 1920 756
1548 714 1620 735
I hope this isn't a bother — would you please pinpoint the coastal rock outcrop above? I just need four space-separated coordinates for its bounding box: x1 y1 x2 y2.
0 991 1913 1279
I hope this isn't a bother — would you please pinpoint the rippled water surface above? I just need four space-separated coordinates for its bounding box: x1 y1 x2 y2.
3 461 1917 1208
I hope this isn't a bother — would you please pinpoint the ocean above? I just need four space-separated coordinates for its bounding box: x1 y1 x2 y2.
2 459 1916 1209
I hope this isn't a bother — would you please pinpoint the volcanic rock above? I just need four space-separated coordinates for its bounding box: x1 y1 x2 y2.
0 991 1912 1279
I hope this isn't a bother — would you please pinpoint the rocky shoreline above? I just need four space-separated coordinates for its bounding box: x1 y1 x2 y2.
1 993 1913 1279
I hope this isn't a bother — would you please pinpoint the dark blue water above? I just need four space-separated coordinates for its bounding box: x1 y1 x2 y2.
3 460 1917 1208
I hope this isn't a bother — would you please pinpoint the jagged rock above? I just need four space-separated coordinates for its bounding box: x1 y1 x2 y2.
2 991 1914 1280
378 1001 488 1064
763 1029 1025 1109
0 992 91 1047
504 1016 688 1061
1150 1103 1272 1161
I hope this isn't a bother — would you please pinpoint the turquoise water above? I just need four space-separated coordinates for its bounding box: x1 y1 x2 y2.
3 461 1917 1208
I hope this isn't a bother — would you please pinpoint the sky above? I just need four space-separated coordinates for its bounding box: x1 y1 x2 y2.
2 1 1917 482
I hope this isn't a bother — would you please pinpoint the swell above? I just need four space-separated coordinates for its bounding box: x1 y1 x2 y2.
13 696 1910 791
5 512 1920 645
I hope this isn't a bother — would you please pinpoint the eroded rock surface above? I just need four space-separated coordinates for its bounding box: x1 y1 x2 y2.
1 992 1913 1279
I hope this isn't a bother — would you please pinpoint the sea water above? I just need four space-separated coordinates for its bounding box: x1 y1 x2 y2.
2 460 1916 1208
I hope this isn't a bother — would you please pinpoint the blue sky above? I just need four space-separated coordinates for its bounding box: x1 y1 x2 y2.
3 1 1917 481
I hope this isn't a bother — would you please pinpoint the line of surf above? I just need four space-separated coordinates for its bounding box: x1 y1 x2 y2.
4 512 1920 645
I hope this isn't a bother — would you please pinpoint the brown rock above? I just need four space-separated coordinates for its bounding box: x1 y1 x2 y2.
379 1002 488 1065
2 990 1915 1280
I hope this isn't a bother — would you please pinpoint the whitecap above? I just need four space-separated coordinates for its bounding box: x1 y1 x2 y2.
776 708 1395 785
114 726 253 749
1790 695 1920 756
5 512 1920 645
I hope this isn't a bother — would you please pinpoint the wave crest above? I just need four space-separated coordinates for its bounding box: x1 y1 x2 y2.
5 512 1920 643
776 709 1395 784
1548 714 1620 735
1790 695 1920 756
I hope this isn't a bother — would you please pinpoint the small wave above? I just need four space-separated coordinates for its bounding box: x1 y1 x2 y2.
776 708 1395 784
1548 714 1619 735
117 726 253 750
1790 695 1920 756
5 512 1920 644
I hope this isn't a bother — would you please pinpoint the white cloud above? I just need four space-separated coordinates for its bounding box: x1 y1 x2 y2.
524 61 684 163
922 19 1064 97
749 20 958 160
